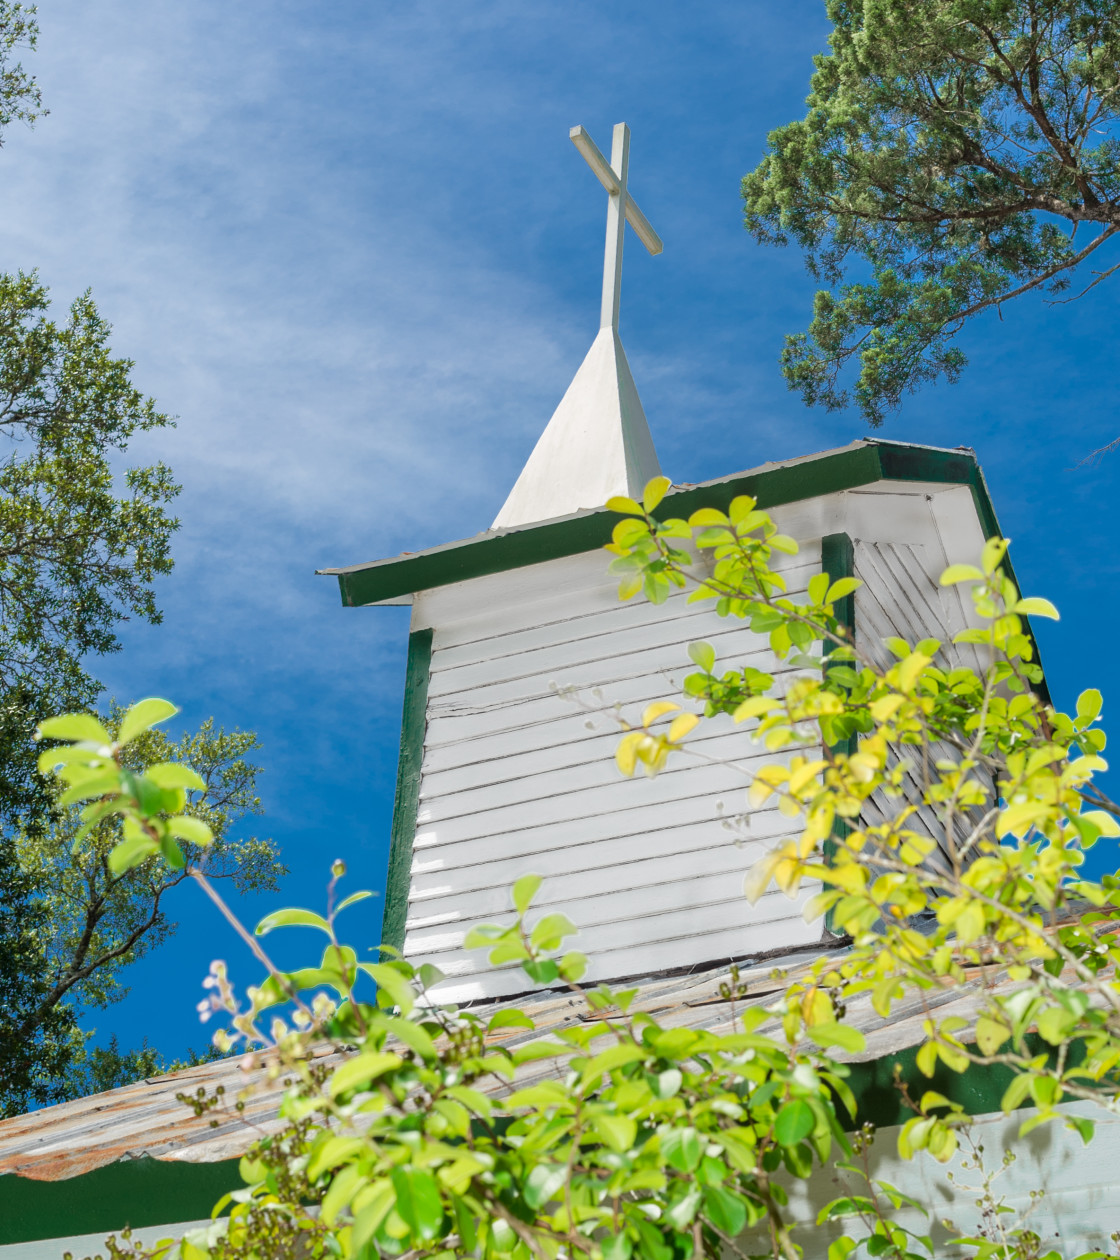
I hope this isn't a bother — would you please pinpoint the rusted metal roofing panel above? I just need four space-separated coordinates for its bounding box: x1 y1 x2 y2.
0 944 1031 1183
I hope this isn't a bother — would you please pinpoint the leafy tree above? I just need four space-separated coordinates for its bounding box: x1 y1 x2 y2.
0 2 42 140
0 271 183 1113
0 711 284 1116
743 0 1120 424
0 6 235 1115
65 1036 225 1099
41 487 1120 1260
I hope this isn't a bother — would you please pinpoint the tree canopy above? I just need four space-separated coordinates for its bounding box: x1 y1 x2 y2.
743 0 1120 424
0 711 284 1116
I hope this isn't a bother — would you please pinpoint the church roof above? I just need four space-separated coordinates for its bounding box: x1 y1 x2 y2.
319 439 1001 608
0 941 1039 1185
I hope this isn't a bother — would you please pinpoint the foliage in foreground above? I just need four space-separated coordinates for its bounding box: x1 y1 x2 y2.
744 0 1120 425
36 476 1120 1259
0 710 283 1115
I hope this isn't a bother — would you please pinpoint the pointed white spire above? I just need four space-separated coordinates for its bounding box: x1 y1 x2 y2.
492 123 663 531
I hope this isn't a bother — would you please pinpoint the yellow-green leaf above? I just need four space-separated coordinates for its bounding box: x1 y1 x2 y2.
327 1051 403 1098
642 475 672 513
606 495 643 515
1012 596 1059 620
117 698 179 746
939 564 983 586
36 713 112 745
167 815 214 847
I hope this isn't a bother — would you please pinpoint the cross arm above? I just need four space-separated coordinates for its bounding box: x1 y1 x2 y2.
569 125 663 256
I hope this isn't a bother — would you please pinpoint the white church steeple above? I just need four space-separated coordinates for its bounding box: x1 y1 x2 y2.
492 123 663 531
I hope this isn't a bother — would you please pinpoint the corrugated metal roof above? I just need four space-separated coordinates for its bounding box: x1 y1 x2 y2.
0 942 1030 1183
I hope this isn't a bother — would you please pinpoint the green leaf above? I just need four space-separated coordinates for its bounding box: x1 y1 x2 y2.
334 889 376 914
606 495 643 515
488 1008 535 1033
774 1099 814 1147
1066 1114 1095 1146
688 508 728 527
306 1135 365 1182
37 713 112 745
255 907 332 936
530 912 578 950
512 873 542 915
167 815 214 847
523 1163 567 1210
642 475 672 513
117 698 179 746
159 835 185 869
364 962 417 1015
57 773 123 806
661 1126 702 1172
828 1237 858 1260
806 1022 866 1053
522 958 559 985
939 564 983 586
702 1185 747 1237
417 962 444 990
390 1166 444 1242
602 1234 632 1260
687 640 716 673
825 576 861 603
1013 596 1059 620
108 834 159 875
593 1112 637 1153
377 1013 437 1061
145 762 206 792
327 1051 402 1098
560 950 587 981
1077 689 1103 724
665 1188 702 1230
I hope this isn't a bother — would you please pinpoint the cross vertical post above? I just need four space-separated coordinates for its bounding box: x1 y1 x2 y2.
600 123 629 331
570 122 662 335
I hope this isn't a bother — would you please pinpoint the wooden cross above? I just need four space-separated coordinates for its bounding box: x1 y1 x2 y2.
570 123 662 332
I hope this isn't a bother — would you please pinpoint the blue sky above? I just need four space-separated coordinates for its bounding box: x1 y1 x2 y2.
2 1 1118 1061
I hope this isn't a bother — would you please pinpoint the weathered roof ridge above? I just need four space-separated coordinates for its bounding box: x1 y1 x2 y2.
0 942 1064 1184
319 439 997 608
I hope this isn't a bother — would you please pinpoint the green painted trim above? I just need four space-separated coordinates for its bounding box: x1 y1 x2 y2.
820 533 856 935
380 627 433 955
333 441 1005 608
844 1041 1013 1131
0 1157 240 1245
820 532 856 661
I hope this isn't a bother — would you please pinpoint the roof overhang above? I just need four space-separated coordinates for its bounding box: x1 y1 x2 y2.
319 439 1002 609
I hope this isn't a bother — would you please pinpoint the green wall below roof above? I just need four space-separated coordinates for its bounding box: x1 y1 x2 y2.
0 1158 240 1246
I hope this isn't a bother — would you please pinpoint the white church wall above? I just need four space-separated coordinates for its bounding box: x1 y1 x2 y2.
763 1101 1120 1258
403 480 992 1003
406 542 823 1001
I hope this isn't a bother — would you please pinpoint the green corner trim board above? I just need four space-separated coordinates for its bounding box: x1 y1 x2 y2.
323 439 1002 609
819 531 855 933
380 627 433 955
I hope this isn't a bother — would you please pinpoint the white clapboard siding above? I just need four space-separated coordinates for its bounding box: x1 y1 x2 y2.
854 538 992 863
403 482 996 1004
407 542 824 1001
776 1103 1120 1258
409 806 788 922
408 886 819 1001
413 790 767 874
